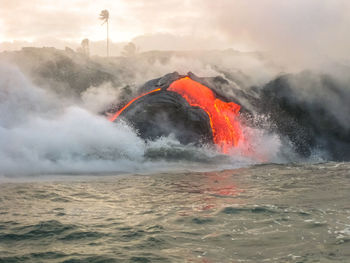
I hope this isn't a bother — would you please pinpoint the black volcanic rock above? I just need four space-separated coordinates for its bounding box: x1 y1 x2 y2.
139 72 182 93
111 72 254 147
112 71 350 161
118 90 213 145
259 72 350 160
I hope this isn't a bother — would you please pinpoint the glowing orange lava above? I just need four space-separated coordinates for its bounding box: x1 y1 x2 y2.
168 77 242 153
109 77 243 153
109 88 161 122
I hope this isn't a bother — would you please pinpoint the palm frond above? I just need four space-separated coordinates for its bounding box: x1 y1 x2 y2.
99 10 109 24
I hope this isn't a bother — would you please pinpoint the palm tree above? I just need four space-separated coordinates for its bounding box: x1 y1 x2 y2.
81 38 89 56
122 42 137 57
99 10 109 57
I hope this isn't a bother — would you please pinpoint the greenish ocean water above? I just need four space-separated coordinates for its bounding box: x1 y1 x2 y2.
0 162 349 262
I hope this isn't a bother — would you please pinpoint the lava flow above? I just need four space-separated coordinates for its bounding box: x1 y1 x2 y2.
109 76 243 153
109 88 161 122
168 77 242 153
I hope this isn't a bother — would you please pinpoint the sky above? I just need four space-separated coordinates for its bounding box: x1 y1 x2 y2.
0 0 350 64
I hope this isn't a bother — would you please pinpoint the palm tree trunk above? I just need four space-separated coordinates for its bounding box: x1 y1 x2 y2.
107 19 109 57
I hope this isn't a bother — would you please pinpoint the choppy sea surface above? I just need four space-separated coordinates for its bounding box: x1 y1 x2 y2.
1 162 350 263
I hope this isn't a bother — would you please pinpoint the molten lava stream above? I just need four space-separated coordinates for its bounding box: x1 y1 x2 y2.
109 77 243 154
168 77 243 153
109 88 161 122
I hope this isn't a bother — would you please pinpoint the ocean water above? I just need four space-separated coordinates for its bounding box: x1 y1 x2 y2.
1 51 350 263
1 162 349 263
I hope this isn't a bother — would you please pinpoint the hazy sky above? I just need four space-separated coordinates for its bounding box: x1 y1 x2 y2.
1 0 350 63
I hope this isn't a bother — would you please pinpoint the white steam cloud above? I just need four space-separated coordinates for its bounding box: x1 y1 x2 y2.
0 63 145 175
1 0 350 70
0 61 289 177
81 82 122 113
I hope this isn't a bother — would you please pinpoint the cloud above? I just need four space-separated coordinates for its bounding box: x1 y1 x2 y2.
196 0 350 66
1 0 350 68
132 33 230 51
0 1 86 40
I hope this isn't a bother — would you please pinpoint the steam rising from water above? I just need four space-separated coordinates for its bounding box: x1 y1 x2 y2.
0 64 146 175
0 62 288 176
3 45 349 176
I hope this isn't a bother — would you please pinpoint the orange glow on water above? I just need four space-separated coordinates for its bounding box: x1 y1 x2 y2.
109 88 161 122
168 77 242 153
